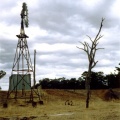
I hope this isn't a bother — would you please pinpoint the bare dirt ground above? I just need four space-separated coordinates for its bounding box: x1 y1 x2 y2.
0 89 120 120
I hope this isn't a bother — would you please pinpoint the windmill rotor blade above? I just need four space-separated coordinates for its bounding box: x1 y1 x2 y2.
21 2 29 27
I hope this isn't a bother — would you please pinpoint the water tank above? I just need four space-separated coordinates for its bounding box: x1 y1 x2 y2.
9 74 31 90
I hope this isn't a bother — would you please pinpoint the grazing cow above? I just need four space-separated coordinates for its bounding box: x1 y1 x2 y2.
65 100 73 106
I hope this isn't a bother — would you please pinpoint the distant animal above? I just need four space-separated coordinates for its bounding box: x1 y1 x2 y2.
65 100 73 106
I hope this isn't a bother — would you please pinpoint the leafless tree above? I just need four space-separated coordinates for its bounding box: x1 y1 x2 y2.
77 18 105 108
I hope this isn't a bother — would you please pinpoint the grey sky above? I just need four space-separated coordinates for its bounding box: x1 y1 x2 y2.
0 0 120 90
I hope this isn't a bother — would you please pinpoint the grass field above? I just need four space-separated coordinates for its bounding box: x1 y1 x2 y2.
0 89 120 120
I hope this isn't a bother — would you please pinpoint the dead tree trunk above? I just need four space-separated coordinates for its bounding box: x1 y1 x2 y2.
86 68 91 108
77 18 105 108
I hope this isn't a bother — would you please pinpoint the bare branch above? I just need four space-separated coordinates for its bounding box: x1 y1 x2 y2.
87 55 91 62
86 35 93 43
79 41 85 46
76 46 87 52
96 48 104 50
92 61 98 68
86 43 91 49
77 18 104 71
94 18 104 41
96 35 103 41
96 42 99 47
85 42 89 52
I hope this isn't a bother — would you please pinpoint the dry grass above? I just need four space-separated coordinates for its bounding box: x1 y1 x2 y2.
0 89 120 120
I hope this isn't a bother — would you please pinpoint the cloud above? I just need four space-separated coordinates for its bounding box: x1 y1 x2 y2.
0 0 120 90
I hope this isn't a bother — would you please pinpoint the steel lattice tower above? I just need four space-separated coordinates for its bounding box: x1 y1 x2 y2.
7 3 36 100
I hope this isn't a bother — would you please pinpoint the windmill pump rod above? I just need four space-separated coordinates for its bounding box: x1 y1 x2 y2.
34 49 36 87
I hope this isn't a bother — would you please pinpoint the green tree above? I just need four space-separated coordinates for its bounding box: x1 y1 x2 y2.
81 71 107 89
106 63 120 88
115 63 120 88
39 78 50 89
106 74 116 88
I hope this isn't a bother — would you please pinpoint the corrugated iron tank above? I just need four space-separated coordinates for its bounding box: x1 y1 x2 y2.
9 74 31 90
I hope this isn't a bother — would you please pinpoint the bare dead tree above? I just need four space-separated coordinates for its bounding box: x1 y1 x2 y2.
77 18 105 108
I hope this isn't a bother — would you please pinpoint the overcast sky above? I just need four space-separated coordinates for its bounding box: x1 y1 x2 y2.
0 0 120 90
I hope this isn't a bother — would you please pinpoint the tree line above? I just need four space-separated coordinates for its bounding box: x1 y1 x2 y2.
34 63 120 90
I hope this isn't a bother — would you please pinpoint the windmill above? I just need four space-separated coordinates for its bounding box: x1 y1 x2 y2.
7 3 39 102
